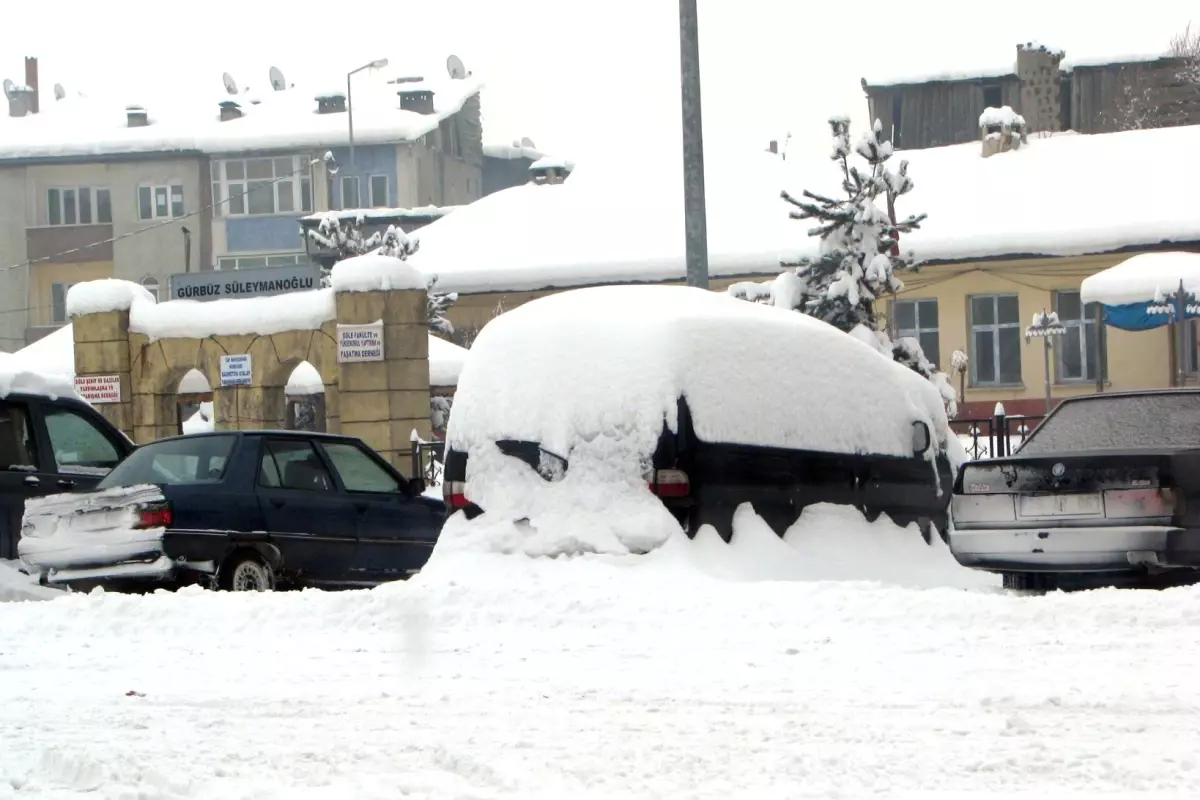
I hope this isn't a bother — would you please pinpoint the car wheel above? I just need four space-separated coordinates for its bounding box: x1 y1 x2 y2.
220 552 276 592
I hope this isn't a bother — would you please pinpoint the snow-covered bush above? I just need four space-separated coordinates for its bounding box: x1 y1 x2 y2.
310 214 458 336
730 115 958 418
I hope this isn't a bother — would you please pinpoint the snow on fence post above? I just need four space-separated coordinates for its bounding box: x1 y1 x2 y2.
331 254 432 477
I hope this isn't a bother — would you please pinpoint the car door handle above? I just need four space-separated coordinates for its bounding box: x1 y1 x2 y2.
57 478 74 489
23 475 39 487
270 498 286 509
353 502 368 514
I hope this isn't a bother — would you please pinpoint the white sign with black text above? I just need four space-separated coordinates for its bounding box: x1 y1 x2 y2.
219 354 253 386
74 374 122 404
337 321 385 363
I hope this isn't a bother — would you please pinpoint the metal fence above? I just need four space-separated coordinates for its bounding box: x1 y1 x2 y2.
952 409 1045 460
411 441 446 485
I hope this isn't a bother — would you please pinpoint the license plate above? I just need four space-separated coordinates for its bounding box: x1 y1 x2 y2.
65 509 124 532
1017 493 1102 518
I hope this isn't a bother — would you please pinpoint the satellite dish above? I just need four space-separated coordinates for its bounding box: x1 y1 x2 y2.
2 79 15 101
521 137 535 149
269 66 286 92
222 72 239 95
53 83 65 101
446 55 467 80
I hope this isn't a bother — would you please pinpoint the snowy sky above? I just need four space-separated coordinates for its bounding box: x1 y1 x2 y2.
3 0 1196 161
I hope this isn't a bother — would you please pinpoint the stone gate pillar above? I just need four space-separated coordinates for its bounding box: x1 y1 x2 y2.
333 256 431 478
72 309 134 440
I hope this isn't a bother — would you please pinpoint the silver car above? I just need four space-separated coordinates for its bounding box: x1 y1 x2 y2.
949 389 1200 591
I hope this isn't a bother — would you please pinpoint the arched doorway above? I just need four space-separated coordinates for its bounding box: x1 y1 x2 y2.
177 369 213 434
285 361 325 432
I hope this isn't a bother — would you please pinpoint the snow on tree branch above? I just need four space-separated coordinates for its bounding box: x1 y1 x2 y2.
728 116 955 418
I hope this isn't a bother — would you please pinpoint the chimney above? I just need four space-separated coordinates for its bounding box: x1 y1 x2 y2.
315 92 346 114
979 106 1027 158
219 100 243 121
768 140 778 154
7 86 34 117
529 156 573 186
23 56 38 114
398 88 435 115
126 105 149 127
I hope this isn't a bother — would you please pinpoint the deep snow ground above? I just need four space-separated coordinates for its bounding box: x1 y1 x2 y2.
2 515 1199 798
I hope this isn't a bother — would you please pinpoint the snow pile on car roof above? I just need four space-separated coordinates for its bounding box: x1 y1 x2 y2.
449 285 949 459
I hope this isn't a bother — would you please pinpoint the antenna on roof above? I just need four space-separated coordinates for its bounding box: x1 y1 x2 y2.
53 83 65 101
222 72 239 96
2 79 16 101
446 54 467 80
521 136 535 149
269 66 286 92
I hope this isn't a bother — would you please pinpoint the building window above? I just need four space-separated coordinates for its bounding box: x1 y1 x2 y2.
982 84 1003 108
138 184 185 220
212 156 312 217
1189 320 1199 375
140 276 161 302
1054 290 1106 382
46 187 112 226
970 294 1022 386
51 282 75 324
369 175 389 208
894 298 939 367
216 253 309 271
340 175 360 210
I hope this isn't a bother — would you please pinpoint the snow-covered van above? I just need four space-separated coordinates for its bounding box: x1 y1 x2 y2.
442 285 960 548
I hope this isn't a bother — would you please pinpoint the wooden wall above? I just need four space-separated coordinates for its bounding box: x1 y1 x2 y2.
868 77 1020 149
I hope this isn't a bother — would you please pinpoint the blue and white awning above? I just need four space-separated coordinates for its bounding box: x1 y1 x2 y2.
1080 252 1200 332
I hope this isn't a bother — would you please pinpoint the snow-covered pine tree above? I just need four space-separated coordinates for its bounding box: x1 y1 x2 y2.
730 115 959 417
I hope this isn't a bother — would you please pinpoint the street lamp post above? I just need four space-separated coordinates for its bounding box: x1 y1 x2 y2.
678 0 709 289
347 58 389 176
1025 309 1066 414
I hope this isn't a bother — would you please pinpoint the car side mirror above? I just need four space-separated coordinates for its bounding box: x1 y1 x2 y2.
408 477 426 496
912 421 932 455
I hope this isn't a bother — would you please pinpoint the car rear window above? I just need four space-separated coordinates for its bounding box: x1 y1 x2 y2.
98 435 237 488
1019 394 1200 454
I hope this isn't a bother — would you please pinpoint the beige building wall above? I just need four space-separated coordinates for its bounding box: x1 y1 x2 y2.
886 252 1189 416
24 156 203 305
0 164 29 350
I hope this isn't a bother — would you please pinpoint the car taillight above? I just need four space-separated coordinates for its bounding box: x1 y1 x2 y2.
649 469 690 498
951 493 1016 523
443 480 470 509
1103 488 1176 520
136 506 174 529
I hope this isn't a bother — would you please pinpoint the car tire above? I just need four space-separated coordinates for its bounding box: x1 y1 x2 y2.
219 552 276 592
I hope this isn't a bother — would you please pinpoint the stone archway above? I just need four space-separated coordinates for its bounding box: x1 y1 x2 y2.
70 263 432 476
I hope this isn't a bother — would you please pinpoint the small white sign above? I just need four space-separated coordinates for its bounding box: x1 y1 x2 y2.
74 374 122 404
337 321 385 363
219 354 253 386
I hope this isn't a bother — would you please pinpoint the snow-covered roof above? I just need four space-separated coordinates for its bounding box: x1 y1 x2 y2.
298 205 459 225
408 125 1200 294
0 70 483 160
1080 252 1200 306
483 143 544 160
865 45 1177 87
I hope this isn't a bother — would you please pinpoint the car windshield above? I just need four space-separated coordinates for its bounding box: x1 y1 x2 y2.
1019 393 1200 454
97 435 237 488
